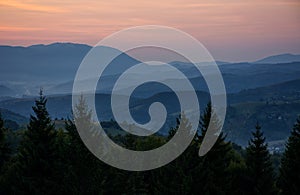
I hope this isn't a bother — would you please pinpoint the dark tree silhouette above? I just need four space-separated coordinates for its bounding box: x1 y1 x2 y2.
279 116 300 194
245 123 278 194
63 95 109 194
8 90 59 194
193 102 232 194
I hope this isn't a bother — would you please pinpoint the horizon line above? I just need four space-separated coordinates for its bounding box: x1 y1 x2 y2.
0 41 299 63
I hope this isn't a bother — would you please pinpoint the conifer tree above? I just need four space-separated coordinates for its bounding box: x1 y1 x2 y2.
154 113 197 195
63 95 107 194
278 116 300 194
245 123 277 195
11 90 59 194
193 102 232 194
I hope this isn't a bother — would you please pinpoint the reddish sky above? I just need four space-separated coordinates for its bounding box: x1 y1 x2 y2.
0 0 299 61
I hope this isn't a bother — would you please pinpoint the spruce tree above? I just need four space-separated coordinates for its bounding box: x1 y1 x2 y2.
11 90 59 194
245 123 277 195
154 113 197 195
193 102 232 194
278 116 300 194
63 95 107 194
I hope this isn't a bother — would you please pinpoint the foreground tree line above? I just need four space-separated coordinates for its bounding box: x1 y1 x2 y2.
0 91 299 194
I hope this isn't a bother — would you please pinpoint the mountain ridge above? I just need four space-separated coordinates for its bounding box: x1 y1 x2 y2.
254 53 300 64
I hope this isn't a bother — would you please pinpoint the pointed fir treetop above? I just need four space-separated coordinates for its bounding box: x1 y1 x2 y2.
198 102 225 145
282 116 300 154
74 95 92 122
248 122 267 150
26 89 55 143
31 88 49 121
245 122 277 194
246 122 270 166
246 122 270 168
168 112 192 140
278 116 300 194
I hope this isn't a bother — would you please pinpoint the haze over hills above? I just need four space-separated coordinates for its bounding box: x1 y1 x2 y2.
1 78 299 145
0 43 300 145
254 53 300 64
36 61 300 97
0 43 300 96
0 43 139 96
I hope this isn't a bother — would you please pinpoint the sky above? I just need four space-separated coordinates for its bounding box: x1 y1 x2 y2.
0 0 300 61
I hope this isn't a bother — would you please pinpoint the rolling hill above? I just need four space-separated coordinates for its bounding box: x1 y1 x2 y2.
1 43 300 145
254 53 300 64
1 78 299 145
1 43 300 96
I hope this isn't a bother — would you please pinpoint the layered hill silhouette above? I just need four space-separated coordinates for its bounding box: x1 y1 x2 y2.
0 43 300 145
1 43 299 96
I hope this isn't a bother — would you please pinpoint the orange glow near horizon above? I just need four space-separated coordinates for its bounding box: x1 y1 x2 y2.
0 0 300 61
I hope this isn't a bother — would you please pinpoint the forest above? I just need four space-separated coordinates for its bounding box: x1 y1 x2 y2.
0 91 299 195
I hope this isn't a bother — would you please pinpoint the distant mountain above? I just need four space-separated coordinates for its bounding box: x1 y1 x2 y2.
254 53 300 64
170 61 229 66
0 43 91 82
1 43 300 96
1 42 300 145
46 60 300 96
0 43 139 95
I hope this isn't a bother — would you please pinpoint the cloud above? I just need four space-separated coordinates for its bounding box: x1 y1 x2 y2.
0 26 43 31
0 0 66 13
184 3 225 8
